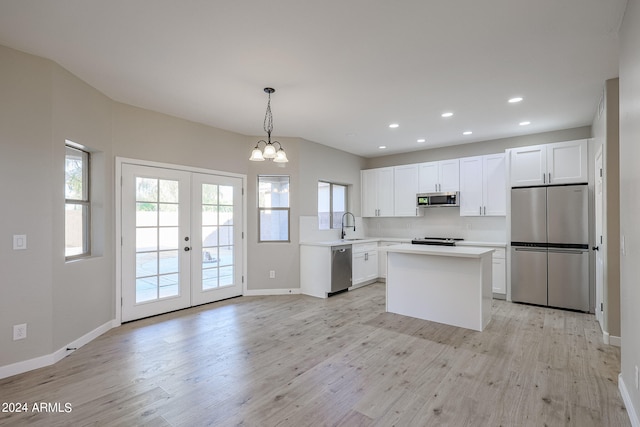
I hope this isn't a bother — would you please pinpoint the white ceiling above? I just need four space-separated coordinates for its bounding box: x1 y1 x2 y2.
0 0 627 157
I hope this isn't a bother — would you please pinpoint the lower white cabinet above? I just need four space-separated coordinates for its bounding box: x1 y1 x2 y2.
352 242 378 286
378 241 404 279
459 244 506 296
491 248 506 295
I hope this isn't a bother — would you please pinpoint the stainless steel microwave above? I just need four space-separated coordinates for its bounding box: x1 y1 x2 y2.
417 192 460 208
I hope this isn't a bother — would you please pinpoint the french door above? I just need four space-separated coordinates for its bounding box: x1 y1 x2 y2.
121 164 243 322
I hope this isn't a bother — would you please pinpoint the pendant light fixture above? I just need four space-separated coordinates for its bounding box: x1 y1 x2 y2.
249 87 288 163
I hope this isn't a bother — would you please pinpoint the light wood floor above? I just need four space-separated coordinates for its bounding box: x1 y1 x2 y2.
0 283 630 426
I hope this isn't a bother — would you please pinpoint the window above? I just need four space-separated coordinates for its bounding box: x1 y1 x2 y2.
318 181 347 230
65 144 90 258
258 175 290 242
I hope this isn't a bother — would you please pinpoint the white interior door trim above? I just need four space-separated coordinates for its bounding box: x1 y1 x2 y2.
115 157 247 325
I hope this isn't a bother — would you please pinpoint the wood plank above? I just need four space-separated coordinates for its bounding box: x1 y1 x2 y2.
0 283 630 426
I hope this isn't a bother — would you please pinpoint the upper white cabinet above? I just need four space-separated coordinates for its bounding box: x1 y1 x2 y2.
394 164 421 217
418 159 460 193
459 153 506 217
361 167 394 217
510 139 588 187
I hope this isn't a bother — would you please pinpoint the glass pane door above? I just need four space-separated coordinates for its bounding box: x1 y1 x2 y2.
191 173 243 306
121 165 191 322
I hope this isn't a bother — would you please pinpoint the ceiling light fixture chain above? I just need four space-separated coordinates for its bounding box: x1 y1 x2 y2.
263 87 274 138
249 87 288 163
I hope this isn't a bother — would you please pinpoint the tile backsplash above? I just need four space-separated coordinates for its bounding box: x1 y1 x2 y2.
300 208 506 243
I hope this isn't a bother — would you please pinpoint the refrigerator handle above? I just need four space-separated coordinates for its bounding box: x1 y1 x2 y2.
514 247 547 252
548 249 588 255
543 173 546 184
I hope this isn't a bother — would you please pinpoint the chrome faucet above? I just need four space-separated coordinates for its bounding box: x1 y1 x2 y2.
341 212 356 239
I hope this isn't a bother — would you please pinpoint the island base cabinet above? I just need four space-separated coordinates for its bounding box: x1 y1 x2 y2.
300 245 332 298
386 251 492 331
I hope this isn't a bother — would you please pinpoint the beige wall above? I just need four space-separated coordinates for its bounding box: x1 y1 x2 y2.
619 0 640 418
1 44 366 369
51 64 115 350
0 45 55 367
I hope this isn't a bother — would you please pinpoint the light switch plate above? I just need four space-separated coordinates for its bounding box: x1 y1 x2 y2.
13 235 27 250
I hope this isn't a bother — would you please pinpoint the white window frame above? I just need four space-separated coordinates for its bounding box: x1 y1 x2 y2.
318 181 348 230
258 175 290 243
65 142 91 259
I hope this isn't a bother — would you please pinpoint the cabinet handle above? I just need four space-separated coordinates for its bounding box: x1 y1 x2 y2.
479 206 482 215
543 173 546 184
484 206 486 215
548 172 551 183
365 253 368 261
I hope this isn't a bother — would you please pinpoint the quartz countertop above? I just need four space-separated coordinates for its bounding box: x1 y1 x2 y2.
380 243 494 258
299 238 504 248
299 237 410 247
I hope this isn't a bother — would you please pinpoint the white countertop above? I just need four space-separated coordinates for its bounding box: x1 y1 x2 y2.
299 238 504 248
457 241 506 248
299 237 409 247
380 243 494 258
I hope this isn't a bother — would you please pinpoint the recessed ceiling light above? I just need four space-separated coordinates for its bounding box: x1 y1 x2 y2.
441 112 453 118
378 145 387 149
417 139 426 143
389 123 399 128
519 121 531 126
463 131 473 135
509 97 524 103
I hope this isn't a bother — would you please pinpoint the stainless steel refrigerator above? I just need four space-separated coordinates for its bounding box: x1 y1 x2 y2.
511 184 589 311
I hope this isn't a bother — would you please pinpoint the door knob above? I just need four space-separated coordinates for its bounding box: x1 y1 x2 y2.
592 246 599 251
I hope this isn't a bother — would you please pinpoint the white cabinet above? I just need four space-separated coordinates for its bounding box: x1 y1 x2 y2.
352 242 378 286
377 241 405 279
418 159 460 193
459 153 506 216
457 244 506 296
546 139 589 184
362 167 394 217
393 164 421 217
510 139 588 187
300 245 333 298
491 247 506 295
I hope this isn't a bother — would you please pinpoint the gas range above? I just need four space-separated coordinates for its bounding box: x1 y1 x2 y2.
411 237 464 246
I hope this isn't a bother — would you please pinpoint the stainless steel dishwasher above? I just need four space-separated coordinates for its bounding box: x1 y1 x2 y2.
330 244 352 295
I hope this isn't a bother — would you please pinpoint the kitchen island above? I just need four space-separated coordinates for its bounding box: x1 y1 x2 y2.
381 244 494 331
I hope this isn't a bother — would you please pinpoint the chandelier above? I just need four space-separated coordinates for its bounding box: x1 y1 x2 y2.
249 87 288 163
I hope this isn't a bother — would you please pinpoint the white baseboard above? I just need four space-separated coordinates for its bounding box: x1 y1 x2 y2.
0 319 115 380
609 334 622 347
619 374 640 427
244 288 301 296
603 331 622 347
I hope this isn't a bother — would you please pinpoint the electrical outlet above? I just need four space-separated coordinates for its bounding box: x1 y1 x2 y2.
13 324 27 341
269 270 276 279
